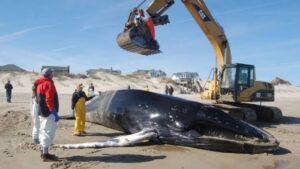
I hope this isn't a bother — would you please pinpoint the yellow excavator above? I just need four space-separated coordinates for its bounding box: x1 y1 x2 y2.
117 0 282 122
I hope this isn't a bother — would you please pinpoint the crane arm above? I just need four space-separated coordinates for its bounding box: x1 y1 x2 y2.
118 0 231 69
181 0 231 70
146 0 174 17
145 0 231 71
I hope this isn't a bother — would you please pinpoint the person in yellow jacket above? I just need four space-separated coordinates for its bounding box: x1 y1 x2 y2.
71 84 94 136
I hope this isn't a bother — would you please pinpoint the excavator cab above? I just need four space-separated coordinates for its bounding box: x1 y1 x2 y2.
219 64 255 102
219 63 274 103
117 8 161 56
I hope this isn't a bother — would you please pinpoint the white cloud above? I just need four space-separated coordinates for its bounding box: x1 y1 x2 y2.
80 23 118 31
0 25 54 43
52 45 76 52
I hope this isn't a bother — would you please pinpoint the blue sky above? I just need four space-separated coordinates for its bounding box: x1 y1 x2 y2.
0 0 300 85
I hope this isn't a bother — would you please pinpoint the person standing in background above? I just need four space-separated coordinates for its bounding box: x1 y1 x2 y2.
169 86 174 96
165 85 169 95
4 80 13 103
88 83 95 92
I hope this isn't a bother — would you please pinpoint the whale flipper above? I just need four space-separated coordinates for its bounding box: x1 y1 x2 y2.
56 128 156 149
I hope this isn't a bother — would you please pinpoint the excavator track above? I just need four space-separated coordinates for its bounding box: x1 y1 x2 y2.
117 27 161 56
233 103 282 122
212 103 282 122
212 103 257 122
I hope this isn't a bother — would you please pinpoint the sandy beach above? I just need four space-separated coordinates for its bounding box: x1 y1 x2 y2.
0 83 300 169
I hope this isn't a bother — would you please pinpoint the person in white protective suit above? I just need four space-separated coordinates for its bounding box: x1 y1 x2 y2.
31 84 40 144
35 68 60 161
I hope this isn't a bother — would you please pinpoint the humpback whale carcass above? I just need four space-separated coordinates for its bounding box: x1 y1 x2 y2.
58 90 279 153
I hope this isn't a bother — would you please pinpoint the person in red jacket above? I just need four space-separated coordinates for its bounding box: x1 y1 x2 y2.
135 9 156 40
35 68 60 161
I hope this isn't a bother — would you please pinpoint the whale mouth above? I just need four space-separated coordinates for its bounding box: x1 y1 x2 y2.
189 119 279 153
192 106 280 153
162 106 279 154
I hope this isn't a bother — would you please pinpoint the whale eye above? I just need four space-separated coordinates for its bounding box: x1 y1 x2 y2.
175 121 183 128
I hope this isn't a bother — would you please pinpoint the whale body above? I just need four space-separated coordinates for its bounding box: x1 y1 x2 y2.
59 90 279 154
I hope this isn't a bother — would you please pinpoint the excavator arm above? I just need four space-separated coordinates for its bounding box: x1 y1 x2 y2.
181 0 231 70
117 0 232 98
117 0 231 70
150 0 232 99
146 0 174 17
180 0 232 99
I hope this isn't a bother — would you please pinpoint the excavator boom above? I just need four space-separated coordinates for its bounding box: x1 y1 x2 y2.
117 0 231 67
181 0 232 69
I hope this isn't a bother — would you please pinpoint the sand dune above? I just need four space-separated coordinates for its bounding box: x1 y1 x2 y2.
0 71 176 94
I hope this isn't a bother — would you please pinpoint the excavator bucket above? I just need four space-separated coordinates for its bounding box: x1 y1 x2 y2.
117 26 161 56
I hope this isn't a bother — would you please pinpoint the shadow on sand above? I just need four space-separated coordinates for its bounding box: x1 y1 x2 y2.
272 147 291 155
253 115 300 128
62 154 166 163
280 116 300 124
83 132 125 137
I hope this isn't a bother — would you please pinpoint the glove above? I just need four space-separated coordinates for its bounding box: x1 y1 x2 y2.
51 110 60 122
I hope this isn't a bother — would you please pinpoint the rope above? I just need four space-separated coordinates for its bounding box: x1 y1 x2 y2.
136 0 147 9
